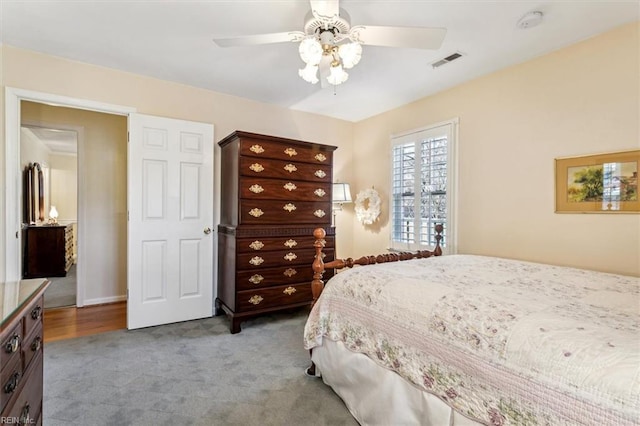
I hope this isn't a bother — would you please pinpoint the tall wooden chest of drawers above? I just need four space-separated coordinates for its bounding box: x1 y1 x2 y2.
217 131 337 333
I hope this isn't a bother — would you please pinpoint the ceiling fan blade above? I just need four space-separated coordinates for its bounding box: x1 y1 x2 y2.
353 26 446 50
310 0 339 19
213 31 303 47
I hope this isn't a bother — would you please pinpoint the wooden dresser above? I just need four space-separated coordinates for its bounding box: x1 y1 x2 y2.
22 224 73 279
0 279 49 425
217 131 337 333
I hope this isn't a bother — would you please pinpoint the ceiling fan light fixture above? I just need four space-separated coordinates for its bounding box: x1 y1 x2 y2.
299 37 323 64
327 63 348 85
299 63 320 84
338 42 362 69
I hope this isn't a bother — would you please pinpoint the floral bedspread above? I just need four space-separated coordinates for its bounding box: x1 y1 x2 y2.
304 255 640 425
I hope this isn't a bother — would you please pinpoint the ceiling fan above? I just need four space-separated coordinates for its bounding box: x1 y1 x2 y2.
212 0 446 87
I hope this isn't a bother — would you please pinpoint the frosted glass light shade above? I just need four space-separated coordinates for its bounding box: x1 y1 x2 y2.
299 63 319 84
299 38 323 65
49 205 58 219
327 64 348 85
338 42 362 69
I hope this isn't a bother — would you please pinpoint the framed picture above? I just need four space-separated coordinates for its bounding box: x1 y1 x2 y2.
555 150 639 213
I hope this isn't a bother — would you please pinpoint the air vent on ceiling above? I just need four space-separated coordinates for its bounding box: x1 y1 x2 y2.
431 52 463 68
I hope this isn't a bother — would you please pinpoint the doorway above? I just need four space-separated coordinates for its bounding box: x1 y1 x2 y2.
20 124 79 308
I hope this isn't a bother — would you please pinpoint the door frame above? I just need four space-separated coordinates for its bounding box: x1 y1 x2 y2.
4 88 135 305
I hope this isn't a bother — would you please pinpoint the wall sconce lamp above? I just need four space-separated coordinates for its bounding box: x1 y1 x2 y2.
332 183 352 226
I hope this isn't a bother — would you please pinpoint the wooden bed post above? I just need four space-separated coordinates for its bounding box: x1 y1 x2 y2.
311 228 328 307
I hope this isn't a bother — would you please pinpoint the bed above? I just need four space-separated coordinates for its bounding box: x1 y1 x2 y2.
304 227 640 426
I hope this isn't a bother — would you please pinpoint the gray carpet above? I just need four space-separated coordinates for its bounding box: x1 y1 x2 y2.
44 310 358 426
44 264 76 308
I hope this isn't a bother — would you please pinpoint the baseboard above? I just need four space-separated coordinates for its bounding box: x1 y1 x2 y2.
82 295 127 306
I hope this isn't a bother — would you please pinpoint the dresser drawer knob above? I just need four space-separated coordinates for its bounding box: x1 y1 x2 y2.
249 256 264 266
249 274 264 285
31 336 42 352
31 305 42 320
283 268 297 277
284 252 297 261
249 241 264 250
4 372 20 394
284 239 297 248
284 164 297 173
314 188 326 197
5 334 20 354
249 163 264 172
284 147 297 157
315 153 327 162
249 208 264 218
250 144 265 154
314 170 327 178
283 182 297 191
249 184 264 194
313 209 326 218
283 203 297 212
248 295 264 305
283 286 297 295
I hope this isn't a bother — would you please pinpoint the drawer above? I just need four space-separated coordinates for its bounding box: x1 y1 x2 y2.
237 248 334 271
23 297 44 339
239 200 331 225
239 138 333 164
236 265 314 291
237 235 334 254
236 283 313 312
1 352 22 412
22 322 43 372
3 352 42 423
1 321 23 368
240 178 331 202
239 156 331 183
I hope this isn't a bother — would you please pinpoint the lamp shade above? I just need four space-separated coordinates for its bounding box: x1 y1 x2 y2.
49 206 59 219
332 183 352 203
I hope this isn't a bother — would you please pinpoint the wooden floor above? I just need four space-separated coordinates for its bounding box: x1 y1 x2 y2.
43 301 127 343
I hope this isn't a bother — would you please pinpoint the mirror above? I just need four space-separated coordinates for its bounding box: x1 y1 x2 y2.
24 162 45 224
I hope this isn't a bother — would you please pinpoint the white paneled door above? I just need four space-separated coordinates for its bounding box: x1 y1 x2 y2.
127 114 214 329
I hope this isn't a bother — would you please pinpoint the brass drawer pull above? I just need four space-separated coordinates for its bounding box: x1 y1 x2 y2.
283 287 297 295
284 147 297 157
283 268 297 277
284 164 297 173
314 170 326 178
249 184 264 194
283 182 297 191
31 336 42 352
250 144 265 154
249 208 264 218
313 209 326 218
31 305 42 320
249 241 264 250
284 239 297 248
5 334 20 354
249 274 264 285
249 163 264 172
283 203 297 212
315 153 327 162
4 372 20 394
249 295 264 305
284 252 297 261
249 256 264 266
314 188 326 197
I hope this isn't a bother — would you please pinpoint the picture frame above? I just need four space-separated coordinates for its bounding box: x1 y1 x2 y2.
555 150 639 213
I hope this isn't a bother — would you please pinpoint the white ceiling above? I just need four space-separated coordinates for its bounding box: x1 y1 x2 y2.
22 127 78 155
1 1 638 122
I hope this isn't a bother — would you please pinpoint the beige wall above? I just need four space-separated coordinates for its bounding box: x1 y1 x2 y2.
48 153 77 223
0 45 355 295
351 22 640 276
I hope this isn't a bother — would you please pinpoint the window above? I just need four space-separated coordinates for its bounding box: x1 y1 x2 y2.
390 120 457 252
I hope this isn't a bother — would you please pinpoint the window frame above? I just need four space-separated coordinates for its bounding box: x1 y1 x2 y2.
389 118 458 254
